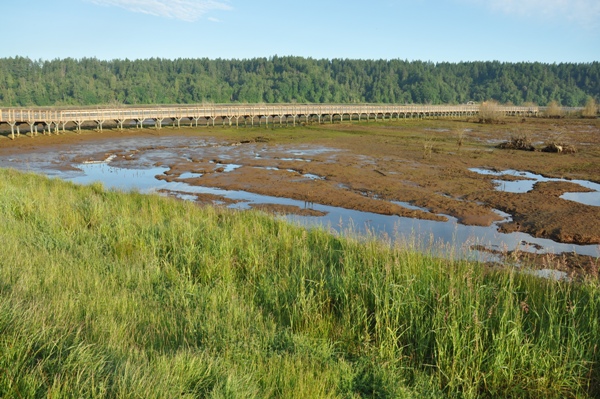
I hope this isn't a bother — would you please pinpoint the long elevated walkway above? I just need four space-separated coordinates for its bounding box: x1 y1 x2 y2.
0 103 540 139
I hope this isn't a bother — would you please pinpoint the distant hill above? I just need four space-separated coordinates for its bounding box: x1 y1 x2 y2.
0 56 598 107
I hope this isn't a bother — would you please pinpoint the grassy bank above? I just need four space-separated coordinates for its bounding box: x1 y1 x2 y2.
1 168 599 398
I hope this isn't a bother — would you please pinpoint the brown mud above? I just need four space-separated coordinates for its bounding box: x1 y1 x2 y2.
248 203 328 217
1 117 599 272
472 181 598 245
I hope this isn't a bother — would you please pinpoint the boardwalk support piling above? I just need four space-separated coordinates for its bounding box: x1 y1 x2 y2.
9 122 15 140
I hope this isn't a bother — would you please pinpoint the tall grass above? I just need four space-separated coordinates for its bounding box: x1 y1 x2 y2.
1 168 599 398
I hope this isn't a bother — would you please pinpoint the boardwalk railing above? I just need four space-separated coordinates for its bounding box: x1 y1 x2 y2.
0 103 541 139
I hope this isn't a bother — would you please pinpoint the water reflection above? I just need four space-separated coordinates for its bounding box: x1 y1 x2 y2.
470 168 600 206
65 163 598 260
1 137 598 262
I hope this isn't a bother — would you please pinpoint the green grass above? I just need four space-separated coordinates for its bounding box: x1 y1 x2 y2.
1 168 599 398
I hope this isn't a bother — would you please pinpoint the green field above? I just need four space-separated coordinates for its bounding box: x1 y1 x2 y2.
1 168 599 398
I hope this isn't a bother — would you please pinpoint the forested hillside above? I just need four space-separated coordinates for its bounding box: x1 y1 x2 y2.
0 56 598 107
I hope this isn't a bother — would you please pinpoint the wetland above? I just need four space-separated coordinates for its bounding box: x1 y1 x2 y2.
1 116 598 276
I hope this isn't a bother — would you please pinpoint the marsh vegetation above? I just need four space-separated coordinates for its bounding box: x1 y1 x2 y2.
1 168 599 398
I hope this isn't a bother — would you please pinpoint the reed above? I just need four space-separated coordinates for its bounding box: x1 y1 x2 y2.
1 168 598 398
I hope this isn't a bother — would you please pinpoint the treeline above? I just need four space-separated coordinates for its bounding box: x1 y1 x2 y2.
0 56 598 107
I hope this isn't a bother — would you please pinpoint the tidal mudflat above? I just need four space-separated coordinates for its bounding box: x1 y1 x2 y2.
1 117 598 275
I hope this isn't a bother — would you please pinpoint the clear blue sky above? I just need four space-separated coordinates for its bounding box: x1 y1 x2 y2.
3 0 599 63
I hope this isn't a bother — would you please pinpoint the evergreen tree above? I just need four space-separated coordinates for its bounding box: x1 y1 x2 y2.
0 57 597 107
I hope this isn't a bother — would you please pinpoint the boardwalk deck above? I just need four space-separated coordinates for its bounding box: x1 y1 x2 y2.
0 103 540 139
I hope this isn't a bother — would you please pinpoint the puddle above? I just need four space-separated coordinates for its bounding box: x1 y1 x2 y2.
254 166 325 180
470 168 600 206
70 163 171 192
391 201 430 212
302 173 325 180
217 163 242 173
255 166 279 171
528 269 570 281
284 147 338 156
172 193 199 202
279 158 312 162
179 172 204 179
560 192 600 206
82 154 117 164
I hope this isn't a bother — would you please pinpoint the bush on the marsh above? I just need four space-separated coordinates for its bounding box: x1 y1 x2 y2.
478 100 504 124
545 100 564 118
582 97 598 118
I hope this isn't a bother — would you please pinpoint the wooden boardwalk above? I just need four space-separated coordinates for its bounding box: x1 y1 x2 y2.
0 103 540 139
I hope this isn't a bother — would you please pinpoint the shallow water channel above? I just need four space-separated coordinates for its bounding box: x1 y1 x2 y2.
1 136 598 268
469 168 600 206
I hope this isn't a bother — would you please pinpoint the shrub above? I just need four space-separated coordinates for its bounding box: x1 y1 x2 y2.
541 141 577 154
581 97 598 118
545 100 564 118
497 133 535 151
478 100 503 124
